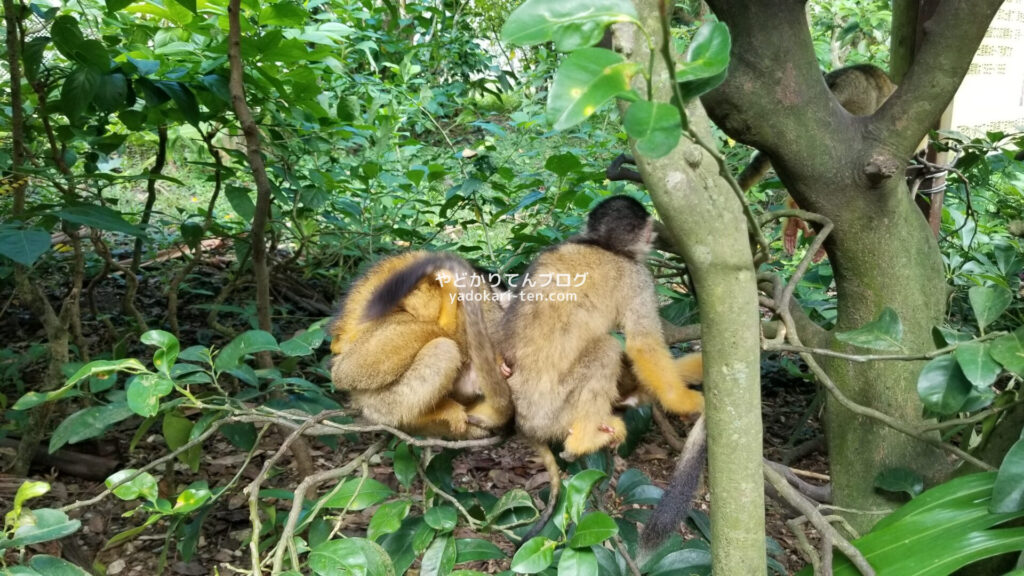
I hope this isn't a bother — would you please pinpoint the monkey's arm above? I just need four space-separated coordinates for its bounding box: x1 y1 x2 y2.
621 273 704 416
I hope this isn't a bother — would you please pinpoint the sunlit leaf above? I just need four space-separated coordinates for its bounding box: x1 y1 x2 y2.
309 538 396 576
568 512 618 547
624 100 682 158
835 307 905 351
547 48 638 131
510 536 555 574
954 341 1001 390
969 285 1012 331
501 0 637 52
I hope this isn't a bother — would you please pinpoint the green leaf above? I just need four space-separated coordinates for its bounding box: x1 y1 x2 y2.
27 555 91 575
162 412 200 472
308 538 396 576
874 467 924 499
797 473 1024 576
677 68 728 103
990 327 1024 377
563 469 607 526
501 0 637 51
94 72 128 112
323 478 394 510
568 512 618 547
214 330 279 371
420 534 457 576
225 185 257 222
279 327 326 357
454 538 506 563
260 2 308 26
991 433 1024 513
23 36 48 82
510 537 555 574
624 101 682 159
143 330 180 373
0 228 50 266
105 0 134 12
916 356 971 415
58 204 145 237
51 16 108 69
616 469 663 505
545 152 583 178
60 66 101 121
368 500 410 541
834 307 905 352
424 506 458 533
5 481 50 531
392 443 417 489
105 469 159 503
172 482 212 514
969 285 1012 331
646 548 712 576
49 402 134 452
955 341 1002 390
158 81 200 126
678 22 731 83
547 48 637 131
127 373 174 417
167 0 197 15
0 509 81 551
486 488 538 523
557 547 599 576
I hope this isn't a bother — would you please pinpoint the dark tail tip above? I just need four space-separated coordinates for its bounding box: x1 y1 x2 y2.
362 254 462 322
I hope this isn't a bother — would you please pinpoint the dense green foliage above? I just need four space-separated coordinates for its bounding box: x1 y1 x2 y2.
2 0 1024 574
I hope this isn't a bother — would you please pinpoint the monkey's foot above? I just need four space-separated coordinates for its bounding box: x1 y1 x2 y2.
466 401 510 431
659 387 704 416
418 398 471 437
562 416 626 458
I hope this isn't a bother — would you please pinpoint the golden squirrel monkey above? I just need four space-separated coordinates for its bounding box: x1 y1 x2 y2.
501 195 704 542
329 251 513 439
738 63 896 261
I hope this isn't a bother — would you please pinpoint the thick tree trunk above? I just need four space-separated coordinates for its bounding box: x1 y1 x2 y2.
701 0 1004 532
617 2 767 572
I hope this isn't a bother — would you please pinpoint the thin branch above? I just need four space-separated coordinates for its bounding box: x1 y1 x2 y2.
767 330 1005 363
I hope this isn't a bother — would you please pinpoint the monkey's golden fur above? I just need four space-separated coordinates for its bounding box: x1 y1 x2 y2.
503 196 704 543
330 251 512 439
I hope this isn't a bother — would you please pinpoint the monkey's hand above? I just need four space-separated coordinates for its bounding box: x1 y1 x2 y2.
782 216 811 255
658 386 704 416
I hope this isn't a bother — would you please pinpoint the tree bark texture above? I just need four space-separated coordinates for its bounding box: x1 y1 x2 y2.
617 2 767 572
701 0 1005 530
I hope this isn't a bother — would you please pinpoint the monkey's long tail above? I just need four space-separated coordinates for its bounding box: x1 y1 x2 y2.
363 253 512 422
519 444 562 547
736 151 772 191
639 414 707 556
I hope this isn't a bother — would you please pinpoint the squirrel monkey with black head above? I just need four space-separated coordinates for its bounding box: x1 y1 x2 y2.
330 251 513 439
502 195 703 541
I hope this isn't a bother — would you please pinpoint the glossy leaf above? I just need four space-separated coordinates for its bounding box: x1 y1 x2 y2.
392 443 417 489
323 478 394 510
568 512 618 548
874 467 924 498
58 204 145 237
424 506 458 532
214 330 279 371
105 469 159 502
835 307 905 351
646 548 712 576
916 356 971 415
546 48 637 131
143 330 180 373
501 0 637 52
990 327 1024 377
563 469 607 526
454 538 506 563
486 488 538 523
49 402 134 452
558 547 599 576
27 555 91 576
678 21 731 83
0 510 81 551
510 536 555 574
796 473 1024 575
279 327 326 357
624 101 682 158
968 285 1012 331
308 538 396 576
0 228 50 266
954 340 1001 390
126 373 174 417
991 433 1024 513
420 534 457 576
94 72 128 112
368 500 410 541
172 482 212 514
60 66 101 121
162 412 200 472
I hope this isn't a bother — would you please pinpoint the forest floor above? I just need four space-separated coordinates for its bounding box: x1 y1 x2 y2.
0 252 827 575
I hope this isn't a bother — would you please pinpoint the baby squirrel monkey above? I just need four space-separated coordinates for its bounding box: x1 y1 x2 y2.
738 64 896 259
330 251 513 439
502 196 704 542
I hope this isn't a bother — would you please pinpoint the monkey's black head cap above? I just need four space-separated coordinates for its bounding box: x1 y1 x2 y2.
585 195 651 254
